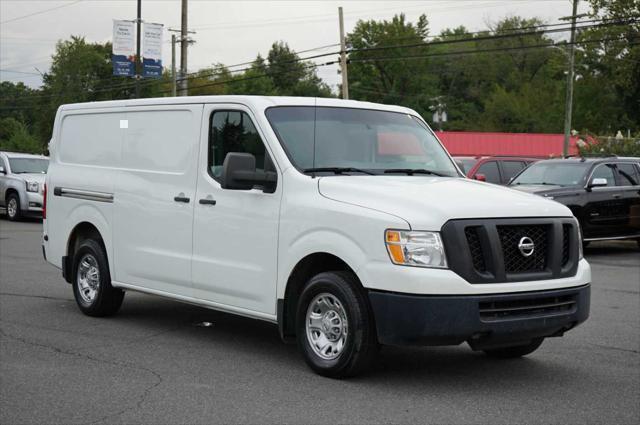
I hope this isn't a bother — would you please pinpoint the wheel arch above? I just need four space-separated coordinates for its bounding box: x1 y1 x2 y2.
278 252 363 343
63 221 108 283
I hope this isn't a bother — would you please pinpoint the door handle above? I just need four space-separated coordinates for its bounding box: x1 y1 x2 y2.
174 196 190 203
612 194 621 199
199 198 216 205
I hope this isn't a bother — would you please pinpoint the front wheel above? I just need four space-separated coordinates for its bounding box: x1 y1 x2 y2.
483 338 544 358
296 271 378 378
72 238 124 317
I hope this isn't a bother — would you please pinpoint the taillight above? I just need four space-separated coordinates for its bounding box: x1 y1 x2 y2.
43 183 47 219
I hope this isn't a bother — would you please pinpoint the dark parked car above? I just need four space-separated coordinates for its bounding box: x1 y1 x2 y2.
454 156 539 185
510 157 640 245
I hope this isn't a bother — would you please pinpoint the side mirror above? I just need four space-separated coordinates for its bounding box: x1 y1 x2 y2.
474 173 486 182
0 166 5 174
588 177 608 190
221 152 277 193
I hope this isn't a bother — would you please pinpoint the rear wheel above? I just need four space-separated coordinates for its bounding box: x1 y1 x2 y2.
296 271 378 378
6 193 21 221
483 338 544 358
72 238 124 317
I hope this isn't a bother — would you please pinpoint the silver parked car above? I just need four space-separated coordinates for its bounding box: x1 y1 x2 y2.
0 151 49 221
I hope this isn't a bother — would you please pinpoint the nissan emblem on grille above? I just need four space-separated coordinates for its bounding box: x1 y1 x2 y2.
518 236 535 257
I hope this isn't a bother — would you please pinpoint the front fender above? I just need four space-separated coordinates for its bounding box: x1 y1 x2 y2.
277 229 367 299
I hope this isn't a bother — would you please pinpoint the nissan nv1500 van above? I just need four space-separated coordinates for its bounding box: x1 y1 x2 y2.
43 96 591 377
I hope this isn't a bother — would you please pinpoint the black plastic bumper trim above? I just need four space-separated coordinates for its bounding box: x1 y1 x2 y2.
368 284 590 348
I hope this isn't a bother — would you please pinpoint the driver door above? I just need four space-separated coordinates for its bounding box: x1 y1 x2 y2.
191 105 282 315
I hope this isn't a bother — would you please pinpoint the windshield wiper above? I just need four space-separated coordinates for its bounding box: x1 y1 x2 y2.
516 182 561 186
383 168 446 177
303 167 375 175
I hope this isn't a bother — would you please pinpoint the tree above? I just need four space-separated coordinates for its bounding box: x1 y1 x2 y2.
572 0 640 134
0 117 42 154
348 14 436 114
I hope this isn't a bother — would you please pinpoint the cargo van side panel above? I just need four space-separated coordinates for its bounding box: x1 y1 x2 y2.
113 105 203 295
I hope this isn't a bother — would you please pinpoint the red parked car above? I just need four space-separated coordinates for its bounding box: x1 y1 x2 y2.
454 156 540 185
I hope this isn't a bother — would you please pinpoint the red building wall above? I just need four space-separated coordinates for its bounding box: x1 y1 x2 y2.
436 131 580 157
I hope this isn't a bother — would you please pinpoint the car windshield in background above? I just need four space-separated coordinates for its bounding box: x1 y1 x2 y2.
510 162 589 187
265 106 460 177
8 158 48 174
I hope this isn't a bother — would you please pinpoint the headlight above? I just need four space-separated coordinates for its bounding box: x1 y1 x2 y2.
385 230 447 268
574 218 584 260
26 181 39 192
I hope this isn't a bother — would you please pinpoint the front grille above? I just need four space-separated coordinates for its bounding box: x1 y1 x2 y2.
497 225 548 273
479 294 577 322
562 224 571 266
465 226 486 272
441 217 579 284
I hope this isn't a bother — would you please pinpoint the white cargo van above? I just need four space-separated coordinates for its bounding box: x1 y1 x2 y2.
43 96 590 377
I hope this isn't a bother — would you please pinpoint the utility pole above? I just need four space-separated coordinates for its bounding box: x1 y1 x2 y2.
135 0 142 98
562 0 579 157
338 7 349 100
179 0 189 96
169 27 195 97
171 34 177 97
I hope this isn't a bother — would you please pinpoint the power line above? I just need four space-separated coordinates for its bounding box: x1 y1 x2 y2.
2 20 636 104
349 37 639 64
0 0 84 25
348 19 639 55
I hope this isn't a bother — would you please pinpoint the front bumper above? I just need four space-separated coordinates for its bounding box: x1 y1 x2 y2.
369 284 590 349
23 191 43 213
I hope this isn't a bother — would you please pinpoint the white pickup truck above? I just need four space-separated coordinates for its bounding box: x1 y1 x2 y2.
43 96 591 377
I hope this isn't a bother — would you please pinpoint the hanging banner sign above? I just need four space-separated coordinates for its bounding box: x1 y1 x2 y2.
143 23 163 78
112 20 136 77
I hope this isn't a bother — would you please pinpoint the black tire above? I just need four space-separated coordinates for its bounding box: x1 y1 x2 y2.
6 192 21 221
483 337 544 359
72 238 124 317
296 271 378 378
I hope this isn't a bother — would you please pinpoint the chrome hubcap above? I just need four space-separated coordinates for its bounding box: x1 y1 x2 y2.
77 254 100 303
7 198 17 217
306 293 348 360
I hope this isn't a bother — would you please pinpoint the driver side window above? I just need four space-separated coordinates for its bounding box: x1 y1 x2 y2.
209 111 267 182
590 164 616 187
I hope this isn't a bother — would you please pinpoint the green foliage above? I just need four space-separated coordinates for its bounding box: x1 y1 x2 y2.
0 117 43 154
186 42 331 97
2 0 637 150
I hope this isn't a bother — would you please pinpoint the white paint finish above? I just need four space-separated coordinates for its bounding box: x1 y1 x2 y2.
119 120 128 129
113 104 203 294
44 95 591 326
318 175 572 231
191 104 282 314
359 258 591 295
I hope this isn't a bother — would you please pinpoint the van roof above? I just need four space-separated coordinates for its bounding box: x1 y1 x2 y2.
59 95 416 115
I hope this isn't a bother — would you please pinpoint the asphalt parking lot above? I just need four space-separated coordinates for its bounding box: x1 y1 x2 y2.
1 218 638 424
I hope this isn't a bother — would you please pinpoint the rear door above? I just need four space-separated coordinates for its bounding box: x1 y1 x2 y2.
191 104 282 315
615 162 640 237
113 104 203 295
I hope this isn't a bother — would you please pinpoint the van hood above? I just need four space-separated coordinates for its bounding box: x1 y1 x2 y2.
318 176 571 230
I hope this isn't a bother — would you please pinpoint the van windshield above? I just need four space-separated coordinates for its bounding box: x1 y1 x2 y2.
8 158 48 174
265 106 460 177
